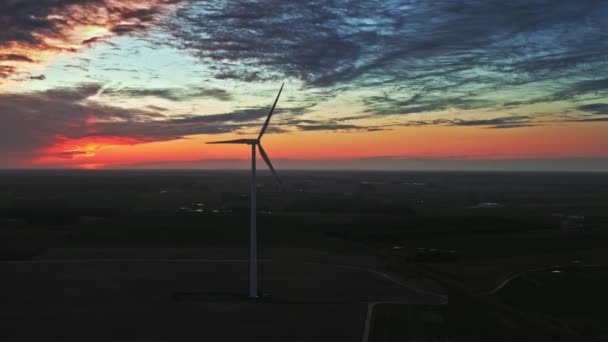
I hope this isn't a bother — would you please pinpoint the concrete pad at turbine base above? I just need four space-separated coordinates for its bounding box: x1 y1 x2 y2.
0 259 443 342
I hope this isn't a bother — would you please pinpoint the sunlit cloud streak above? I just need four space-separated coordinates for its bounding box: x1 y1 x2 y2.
0 0 180 85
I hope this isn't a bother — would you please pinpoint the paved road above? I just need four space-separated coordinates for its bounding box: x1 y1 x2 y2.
0 259 444 342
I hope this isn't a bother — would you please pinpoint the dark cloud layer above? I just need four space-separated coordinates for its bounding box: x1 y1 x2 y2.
398 116 537 129
0 83 274 165
166 0 608 116
0 54 34 62
451 116 531 127
104 86 232 101
577 103 608 115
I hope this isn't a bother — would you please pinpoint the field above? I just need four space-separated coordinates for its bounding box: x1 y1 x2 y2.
0 170 607 341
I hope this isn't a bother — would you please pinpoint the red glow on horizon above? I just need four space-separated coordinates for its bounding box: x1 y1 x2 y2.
30 135 151 167
77 163 106 170
23 121 608 169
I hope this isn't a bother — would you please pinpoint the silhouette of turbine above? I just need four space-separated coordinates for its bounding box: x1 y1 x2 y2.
207 83 283 299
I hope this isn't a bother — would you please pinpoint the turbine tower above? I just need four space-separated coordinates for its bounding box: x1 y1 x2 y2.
207 83 284 299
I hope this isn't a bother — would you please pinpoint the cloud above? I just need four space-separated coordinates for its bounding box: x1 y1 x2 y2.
104 86 232 101
28 75 46 80
0 0 179 83
0 65 16 78
162 0 608 119
487 123 536 129
546 78 608 102
564 79 608 97
166 108 268 124
0 83 155 163
567 117 608 123
283 117 386 132
0 54 34 62
398 116 534 129
363 92 494 116
576 103 608 115
44 83 104 100
168 1 608 85
451 116 531 127
297 124 361 132
0 83 290 165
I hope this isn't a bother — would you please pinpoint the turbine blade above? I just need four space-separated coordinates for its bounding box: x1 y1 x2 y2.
258 144 281 184
206 139 254 144
258 83 284 140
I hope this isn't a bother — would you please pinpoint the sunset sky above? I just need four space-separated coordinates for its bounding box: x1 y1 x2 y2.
1 0 608 170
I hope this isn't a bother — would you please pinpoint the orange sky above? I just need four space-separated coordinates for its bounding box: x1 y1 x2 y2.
29 122 608 169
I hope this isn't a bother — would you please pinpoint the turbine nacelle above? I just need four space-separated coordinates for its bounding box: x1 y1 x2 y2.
207 83 284 185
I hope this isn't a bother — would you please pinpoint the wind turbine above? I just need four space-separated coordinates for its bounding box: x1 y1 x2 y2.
207 83 284 299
